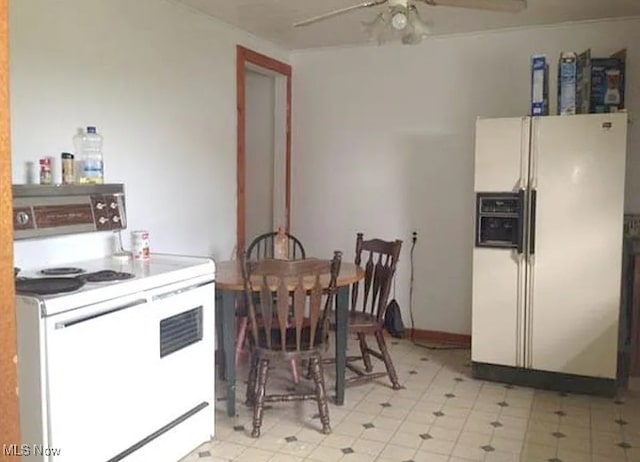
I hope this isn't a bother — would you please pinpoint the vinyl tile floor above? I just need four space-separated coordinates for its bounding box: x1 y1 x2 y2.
180 337 640 462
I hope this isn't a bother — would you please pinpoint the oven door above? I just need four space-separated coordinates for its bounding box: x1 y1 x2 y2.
44 294 153 462
43 278 215 462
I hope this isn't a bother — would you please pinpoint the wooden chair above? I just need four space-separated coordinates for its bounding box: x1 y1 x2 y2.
241 251 342 438
237 231 307 381
327 233 403 389
246 231 306 260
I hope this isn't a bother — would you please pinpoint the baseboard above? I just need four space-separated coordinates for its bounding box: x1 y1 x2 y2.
408 329 471 347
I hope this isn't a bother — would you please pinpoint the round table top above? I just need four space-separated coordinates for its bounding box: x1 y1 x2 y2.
215 260 364 291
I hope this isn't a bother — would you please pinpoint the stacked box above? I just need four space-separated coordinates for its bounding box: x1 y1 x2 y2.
576 49 591 114
557 52 577 115
590 49 626 113
531 55 549 116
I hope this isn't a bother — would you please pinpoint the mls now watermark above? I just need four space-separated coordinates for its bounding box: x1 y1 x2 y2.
3 444 62 457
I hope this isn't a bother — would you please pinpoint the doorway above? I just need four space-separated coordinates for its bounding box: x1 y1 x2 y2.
236 46 291 254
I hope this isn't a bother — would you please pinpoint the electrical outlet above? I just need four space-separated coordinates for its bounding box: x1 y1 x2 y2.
625 215 640 238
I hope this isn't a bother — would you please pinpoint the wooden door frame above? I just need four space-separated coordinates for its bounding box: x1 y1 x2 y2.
236 45 292 254
0 0 20 457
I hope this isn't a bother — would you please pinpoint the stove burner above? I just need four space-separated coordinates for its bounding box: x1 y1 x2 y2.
81 270 135 283
40 267 86 276
16 277 85 295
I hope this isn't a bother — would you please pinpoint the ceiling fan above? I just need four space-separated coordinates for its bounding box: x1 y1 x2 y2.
293 0 527 45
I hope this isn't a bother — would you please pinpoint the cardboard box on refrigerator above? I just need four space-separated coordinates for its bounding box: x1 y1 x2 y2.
531 54 549 116
590 49 626 113
576 49 591 114
558 50 592 115
557 52 578 115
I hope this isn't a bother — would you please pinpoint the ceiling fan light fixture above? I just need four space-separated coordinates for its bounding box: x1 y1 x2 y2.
391 10 409 30
294 0 528 46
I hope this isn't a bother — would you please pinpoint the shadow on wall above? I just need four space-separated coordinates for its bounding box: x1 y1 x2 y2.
397 130 475 335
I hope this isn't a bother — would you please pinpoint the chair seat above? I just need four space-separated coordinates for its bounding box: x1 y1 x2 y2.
253 323 327 354
329 310 381 333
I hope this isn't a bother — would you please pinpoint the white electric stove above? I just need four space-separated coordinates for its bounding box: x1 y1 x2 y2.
13 185 216 462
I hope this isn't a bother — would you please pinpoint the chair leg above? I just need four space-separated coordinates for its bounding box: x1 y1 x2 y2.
245 353 259 406
305 359 313 380
235 317 248 366
290 359 300 384
375 330 401 390
251 359 270 438
358 332 373 372
309 356 331 434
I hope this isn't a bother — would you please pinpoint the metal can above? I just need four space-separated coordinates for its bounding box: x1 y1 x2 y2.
131 230 150 260
61 152 75 184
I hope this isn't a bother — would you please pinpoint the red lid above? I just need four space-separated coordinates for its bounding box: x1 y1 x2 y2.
39 157 51 166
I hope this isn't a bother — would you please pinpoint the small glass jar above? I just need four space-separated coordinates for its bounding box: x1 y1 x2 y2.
39 157 52 185
61 152 75 184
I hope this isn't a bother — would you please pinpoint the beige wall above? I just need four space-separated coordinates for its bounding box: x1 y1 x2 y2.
10 0 289 267
291 18 640 334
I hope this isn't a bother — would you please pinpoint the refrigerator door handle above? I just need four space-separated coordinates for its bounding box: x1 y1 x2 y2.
517 188 526 254
529 189 537 255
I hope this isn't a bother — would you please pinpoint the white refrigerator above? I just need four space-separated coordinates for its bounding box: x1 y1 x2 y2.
471 113 627 394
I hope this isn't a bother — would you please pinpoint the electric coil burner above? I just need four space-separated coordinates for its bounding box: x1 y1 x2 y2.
40 267 86 276
80 270 135 283
16 277 86 295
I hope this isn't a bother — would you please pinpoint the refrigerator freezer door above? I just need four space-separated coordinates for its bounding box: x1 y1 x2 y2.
528 113 627 379
472 117 530 367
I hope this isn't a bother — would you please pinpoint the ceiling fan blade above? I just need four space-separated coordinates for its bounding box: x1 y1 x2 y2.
419 0 526 13
293 0 388 27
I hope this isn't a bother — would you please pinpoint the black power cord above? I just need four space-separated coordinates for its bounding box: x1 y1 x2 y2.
409 231 469 351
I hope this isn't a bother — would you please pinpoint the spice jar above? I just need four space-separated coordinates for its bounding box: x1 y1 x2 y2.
39 157 52 185
61 152 75 184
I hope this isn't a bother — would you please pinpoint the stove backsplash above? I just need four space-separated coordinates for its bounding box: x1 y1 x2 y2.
14 232 119 270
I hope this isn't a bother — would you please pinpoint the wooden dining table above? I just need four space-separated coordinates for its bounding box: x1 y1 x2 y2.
215 260 364 417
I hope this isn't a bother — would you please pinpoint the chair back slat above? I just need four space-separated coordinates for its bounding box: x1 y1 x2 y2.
276 280 289 350
293 278 305 351
308 278 322 348
241 252 342 354
260 277 274 349
350 233 402 324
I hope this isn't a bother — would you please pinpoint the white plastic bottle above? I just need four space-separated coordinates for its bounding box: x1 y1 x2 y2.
79 126 104 184
273 227 288 259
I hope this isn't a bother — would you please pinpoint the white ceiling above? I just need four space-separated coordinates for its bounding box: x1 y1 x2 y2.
174 0 640 49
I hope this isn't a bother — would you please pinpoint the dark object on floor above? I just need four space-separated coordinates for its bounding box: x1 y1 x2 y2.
384 299 405 338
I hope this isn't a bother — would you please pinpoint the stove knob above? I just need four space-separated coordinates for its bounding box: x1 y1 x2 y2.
112 216 120 223
98 217 109 224
110 202 118 209
96 202 106 210
16 211 30 225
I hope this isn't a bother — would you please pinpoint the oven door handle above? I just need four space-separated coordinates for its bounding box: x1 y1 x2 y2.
151 280 215 301
55 298 147 329
517 188 525 254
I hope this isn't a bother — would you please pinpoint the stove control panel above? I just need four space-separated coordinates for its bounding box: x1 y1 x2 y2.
12 184 127 240
91 194 127 231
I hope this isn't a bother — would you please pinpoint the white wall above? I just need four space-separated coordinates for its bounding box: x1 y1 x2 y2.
244 70 275 243
291 18 640 335
10 0 289 267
